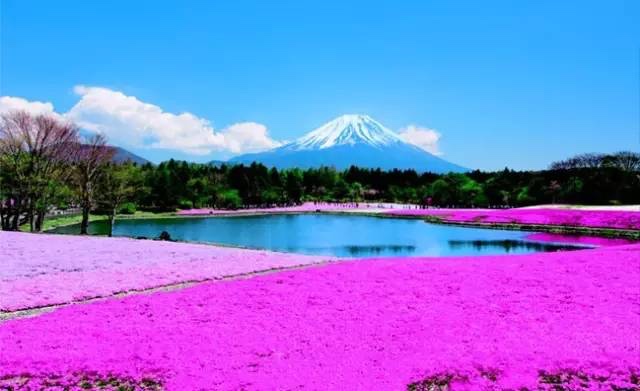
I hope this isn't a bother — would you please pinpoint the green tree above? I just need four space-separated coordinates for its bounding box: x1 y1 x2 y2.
333 179 351 200
186 177 208 208
460 178 484 207
99 163 143 237
429 178 453 206
515 186 535 205
216 189 242 209
561 177 584 203
285 169 304 203
349 182 364 202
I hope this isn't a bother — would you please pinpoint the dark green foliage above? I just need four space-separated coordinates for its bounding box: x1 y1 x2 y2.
103 158 640 210
118 202 136 215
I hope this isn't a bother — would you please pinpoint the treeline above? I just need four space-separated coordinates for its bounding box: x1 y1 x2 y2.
549 151 639 171
134 158 639 210
1 111 639 234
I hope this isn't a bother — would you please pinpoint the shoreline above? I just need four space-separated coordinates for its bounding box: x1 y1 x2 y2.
43 206 640 241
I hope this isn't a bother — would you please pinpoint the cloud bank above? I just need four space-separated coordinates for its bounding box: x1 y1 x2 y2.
0 96 65 121
1 87 280 156
66 86 281 155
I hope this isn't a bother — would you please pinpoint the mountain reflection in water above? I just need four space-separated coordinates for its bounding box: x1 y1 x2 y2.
447 239 587 253
342 245 417 256
52 214 593 257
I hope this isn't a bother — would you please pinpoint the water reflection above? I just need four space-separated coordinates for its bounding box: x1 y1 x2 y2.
52 214 594 257
447 239 587 253
343 245 417 256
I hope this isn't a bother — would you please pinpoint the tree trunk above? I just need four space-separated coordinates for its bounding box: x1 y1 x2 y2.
80 207 90 235
35 210 45 232
29 204 35 232
108 208 116 237
10 208 20 231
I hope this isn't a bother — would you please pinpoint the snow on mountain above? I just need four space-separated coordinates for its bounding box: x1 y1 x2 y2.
228 114 468 173
290 114 404 150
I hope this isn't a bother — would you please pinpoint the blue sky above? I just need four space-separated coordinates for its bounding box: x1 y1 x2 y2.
1 0 638 170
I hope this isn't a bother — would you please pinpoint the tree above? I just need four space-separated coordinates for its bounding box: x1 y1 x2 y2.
460 178 485 207
612 151 640 172
216 189 242 209
549 151 640 171
561 177 584 203
73 134 114 234
186 177 208 208
333 179 350 201
99 163 142 237
429 178 452 206
550 153 604 170
349 182 364 202
0 111 79 231
546 180 562 204
285 169 304 203
515 186 535 205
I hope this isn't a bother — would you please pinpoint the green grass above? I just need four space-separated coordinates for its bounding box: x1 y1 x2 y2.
119 211 178 219
20 210 178 232
19 213 107 232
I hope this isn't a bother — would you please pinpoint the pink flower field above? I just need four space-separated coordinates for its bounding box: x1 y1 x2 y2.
386 208 640 231
1 243 639 389
1 209 639 390
0 231 333 312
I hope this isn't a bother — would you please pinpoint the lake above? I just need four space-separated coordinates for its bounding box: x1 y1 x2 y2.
53 214 588 257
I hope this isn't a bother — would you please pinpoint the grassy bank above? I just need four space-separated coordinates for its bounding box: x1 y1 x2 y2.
19 214 108 233
19 211 178 233
26 207 640 240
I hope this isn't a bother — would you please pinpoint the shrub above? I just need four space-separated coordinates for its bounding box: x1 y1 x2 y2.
118 202 137 215
216 189 242 209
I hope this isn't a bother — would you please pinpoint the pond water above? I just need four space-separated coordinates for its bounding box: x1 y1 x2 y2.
53 214 589 257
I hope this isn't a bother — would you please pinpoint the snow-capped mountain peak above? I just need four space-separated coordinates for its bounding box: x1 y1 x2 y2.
228 114 469 173
288 114 404 150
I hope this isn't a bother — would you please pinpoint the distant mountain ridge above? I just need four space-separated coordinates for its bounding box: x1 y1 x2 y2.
228 114 468 173
109 146 150 165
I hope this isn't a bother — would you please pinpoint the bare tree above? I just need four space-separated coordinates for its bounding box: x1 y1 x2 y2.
550 153 604 170
0 111 79 231
551 151 640 172
73 134 115 235
612 151 640 172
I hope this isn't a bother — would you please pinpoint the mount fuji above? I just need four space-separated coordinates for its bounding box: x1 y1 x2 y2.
228 114 468 173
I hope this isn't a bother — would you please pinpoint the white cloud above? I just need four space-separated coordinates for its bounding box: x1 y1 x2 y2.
65 85 280 155
398 125 442 156
0 96 65 122
66 86 227 155
220 122 282 154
